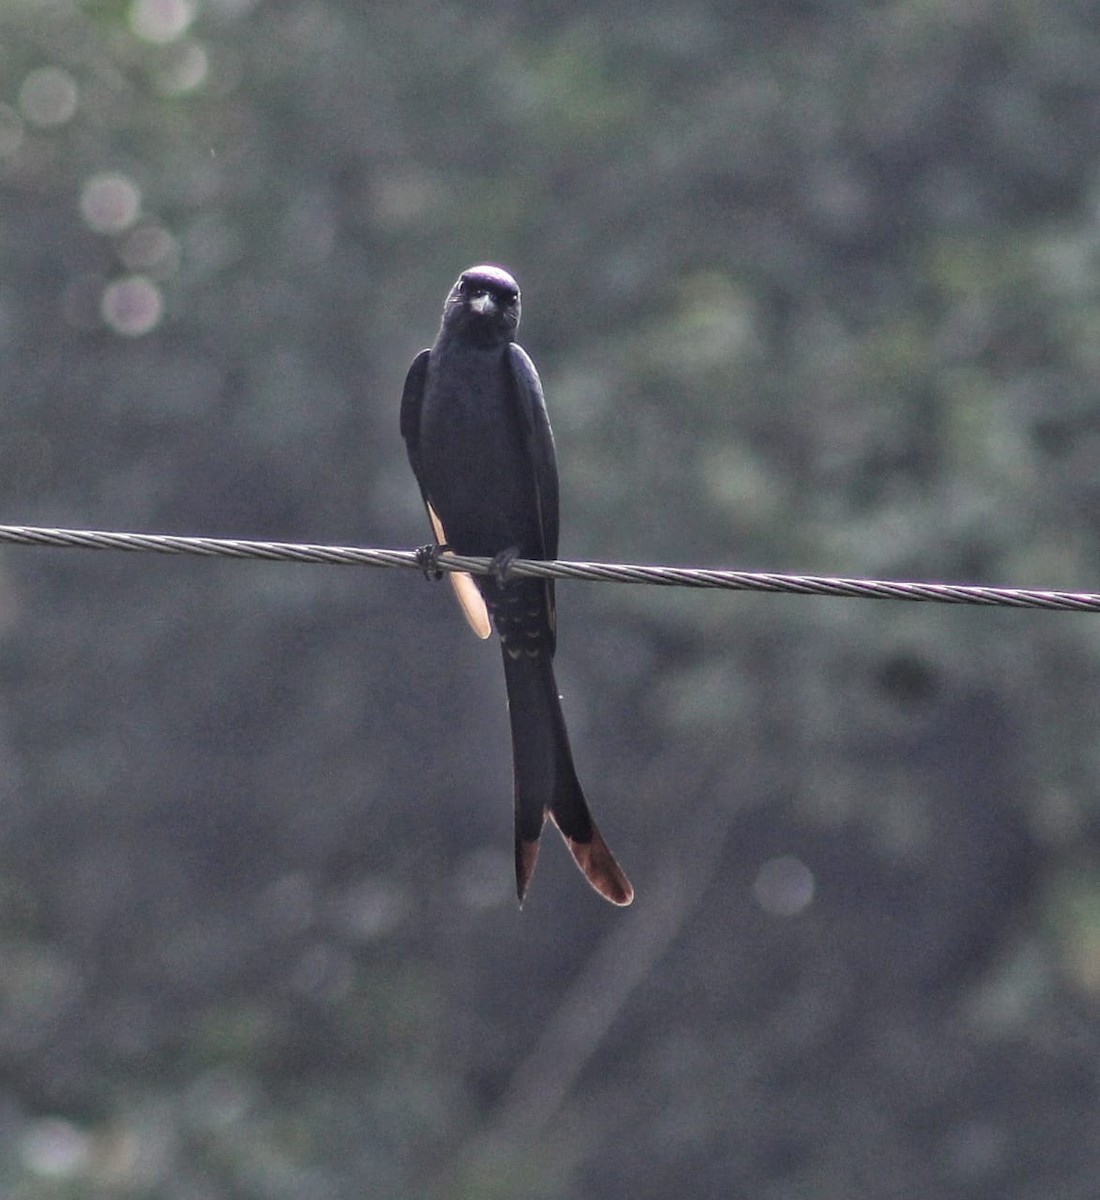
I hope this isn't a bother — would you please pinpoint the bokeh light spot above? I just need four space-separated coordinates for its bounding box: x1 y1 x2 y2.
80 173 142 234
101 277 164 337
18 67 78 128
20 1118 91 1179
156 39 210 95
752 855 815 917
129 0 196 44
119 222 180 276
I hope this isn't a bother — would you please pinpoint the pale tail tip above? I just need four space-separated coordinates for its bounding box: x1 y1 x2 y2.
517 828 634 907
516 837 541 906
564 829 634 907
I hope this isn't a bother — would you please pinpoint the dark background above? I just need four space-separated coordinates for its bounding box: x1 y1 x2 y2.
2 1 1100 1196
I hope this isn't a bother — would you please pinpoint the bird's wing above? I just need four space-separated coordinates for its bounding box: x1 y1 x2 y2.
399 349 431 489
400 348 491 640
507 344 560 559
507 343 560 651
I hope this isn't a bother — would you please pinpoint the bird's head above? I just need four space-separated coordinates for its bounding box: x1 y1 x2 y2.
442 265 521 345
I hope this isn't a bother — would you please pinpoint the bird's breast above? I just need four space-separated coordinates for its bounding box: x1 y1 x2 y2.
418 347 540 558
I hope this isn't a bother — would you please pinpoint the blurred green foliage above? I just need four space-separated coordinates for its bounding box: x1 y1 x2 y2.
2 0 1100 1196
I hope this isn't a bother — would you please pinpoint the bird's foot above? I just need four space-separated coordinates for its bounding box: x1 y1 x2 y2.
415 542 451 581
491 546 520 585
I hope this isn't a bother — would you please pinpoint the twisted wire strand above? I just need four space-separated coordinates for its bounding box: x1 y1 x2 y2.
0 522 1098 613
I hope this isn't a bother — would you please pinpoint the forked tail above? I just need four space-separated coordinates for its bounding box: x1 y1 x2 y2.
502 647 633 906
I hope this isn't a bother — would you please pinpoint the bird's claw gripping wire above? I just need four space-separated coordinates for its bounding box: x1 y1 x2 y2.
415 542 451 581
491 546 520 586
418 543 519 585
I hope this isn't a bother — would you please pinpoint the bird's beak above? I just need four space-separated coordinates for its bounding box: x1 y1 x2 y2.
469 291 495 315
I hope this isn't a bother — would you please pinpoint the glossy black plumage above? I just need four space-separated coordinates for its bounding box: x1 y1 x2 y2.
400 265 633 906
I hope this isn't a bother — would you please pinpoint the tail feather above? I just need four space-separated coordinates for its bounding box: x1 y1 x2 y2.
551 816 634 906
503 648 633 906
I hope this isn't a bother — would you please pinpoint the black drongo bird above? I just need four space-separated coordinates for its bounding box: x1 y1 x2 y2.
400 265 633 906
